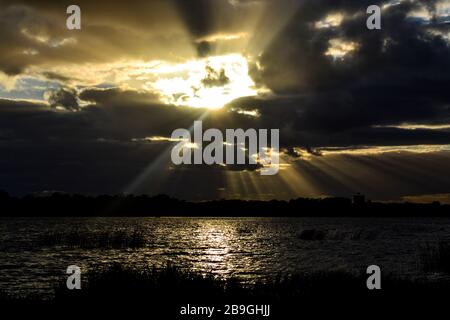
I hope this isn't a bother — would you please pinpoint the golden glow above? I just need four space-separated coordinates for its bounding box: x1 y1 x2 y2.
27 54 260 108
195 32 248 43
0 72 18 90
315 13 344 29
151 54 258 109
132 136 198 150
132 136 185 142
21 28 77 48
403 193 450 204
319 145 450 156
377 124 450 130
231 107 261 117
325 39 357 59
184 142 199 149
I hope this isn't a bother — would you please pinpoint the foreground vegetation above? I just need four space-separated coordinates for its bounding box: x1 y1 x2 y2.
2 263 450 317
38 227 146 249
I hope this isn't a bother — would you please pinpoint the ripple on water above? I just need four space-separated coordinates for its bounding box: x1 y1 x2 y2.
1 217 450 297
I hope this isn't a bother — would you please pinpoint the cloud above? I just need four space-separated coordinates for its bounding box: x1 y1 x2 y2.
46 87 79 111
201 66 230 87
0 0 449 199
0 0 261 77
0 1 195 76
1 86 449 150
236 0 450 147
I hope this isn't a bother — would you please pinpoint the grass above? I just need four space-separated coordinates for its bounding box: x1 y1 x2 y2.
51 265 450 304
38 227 146 249
3 264 450 317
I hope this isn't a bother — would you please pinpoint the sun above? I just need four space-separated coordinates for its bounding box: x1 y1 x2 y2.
152 54 258 109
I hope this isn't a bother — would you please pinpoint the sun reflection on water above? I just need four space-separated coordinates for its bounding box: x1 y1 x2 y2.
195 222 235 275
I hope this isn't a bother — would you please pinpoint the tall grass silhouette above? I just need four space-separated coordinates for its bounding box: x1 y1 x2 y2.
38 227 146 249
3 264 450 317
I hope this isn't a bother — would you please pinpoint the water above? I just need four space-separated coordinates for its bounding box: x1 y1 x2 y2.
1 217 450 298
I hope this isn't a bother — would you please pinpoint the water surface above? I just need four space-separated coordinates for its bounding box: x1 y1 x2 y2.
1 217 449 297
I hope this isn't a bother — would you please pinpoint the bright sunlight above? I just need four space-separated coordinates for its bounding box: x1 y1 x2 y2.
152 54 258 109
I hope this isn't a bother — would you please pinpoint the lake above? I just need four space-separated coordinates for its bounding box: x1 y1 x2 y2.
1 217 450 298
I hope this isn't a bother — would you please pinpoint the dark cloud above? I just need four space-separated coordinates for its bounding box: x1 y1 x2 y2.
172 0 254 57
1 83 450 199
258 0 450 92
3 80 449 149
47 87 79 111
196 40 213 57
201 66 230 87
173 0 215 38
41 72 76 83
241 0 450 142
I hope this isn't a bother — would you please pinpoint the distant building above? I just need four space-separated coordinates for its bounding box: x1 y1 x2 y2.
353 193 366 205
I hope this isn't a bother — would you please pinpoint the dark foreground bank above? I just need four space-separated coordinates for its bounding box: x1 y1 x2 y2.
1 264 449 318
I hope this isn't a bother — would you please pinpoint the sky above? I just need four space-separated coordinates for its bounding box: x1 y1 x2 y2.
0 0 450 202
